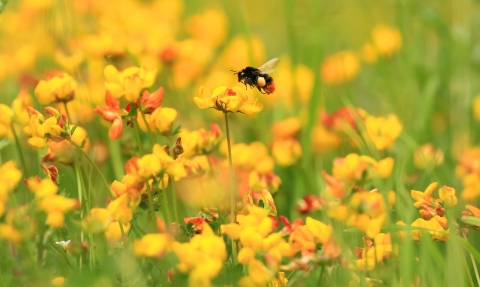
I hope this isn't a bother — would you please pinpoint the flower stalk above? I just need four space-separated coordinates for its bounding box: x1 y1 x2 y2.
69 140 115 198
223 111 237 265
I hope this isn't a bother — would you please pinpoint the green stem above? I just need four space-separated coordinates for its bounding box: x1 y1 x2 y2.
464 233 480 286
63 101 72 122
146 183 158 232
170 176 180 224
64 252 76 273
138 104 157 145
317 266 325 286
108 138 124 181
224 112 235 223
118 221 126 241
69 140 115 198
161 179 172 227
11 123 28 178
133 119 144 155
37 226 46 265
240 1 254 64
223 112 237 265
89 234 95 270
73 160 86 269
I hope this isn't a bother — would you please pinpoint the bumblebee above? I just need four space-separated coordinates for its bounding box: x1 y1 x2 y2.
232 58 279 94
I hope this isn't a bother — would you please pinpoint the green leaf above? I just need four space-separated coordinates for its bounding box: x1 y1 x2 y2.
125 49 141 66
458 236 480 264
172 125 182 136
70 124 78 135
0 139 11 151
0 0 9 13
461 216 480 227
127 102 138 117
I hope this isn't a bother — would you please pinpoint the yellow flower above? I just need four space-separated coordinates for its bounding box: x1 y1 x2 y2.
411 216 447 241
360 43 378 63
243 189 277 216
439 186 457 207
271 118 301 140
371 24 402 57
178 124 222 158
0 104 13 140
244 260 273 286
271 138 302 166
354 233 393 271
81 208 113 234
54 49 84 72
37 195 79 228
411 182 438 208
474 95 480 121
360 156 395 179
238 247 255 265
187 9 227 47
295 65 314 103
248 171 281 194
327 204 348 221
195 86 263 114
271 272 289 287
34 73 77 104
0 224 23 243
0 161 22 216
414 143 444 169
364 114 402 150
137 107 177 135
23 108 66 149
104 65 157 102
320 51 360 85
355 258 376 272
348 191 388 238
173 224 226 287
105 222 131 241
133 233 173 258
223 206 273 247
106 193 133 224
51 277 65 287
332 153 367 182
223 35 265 71
11 88 33 125
44 126 90 164
306 217 333 245
311 125 341 154
27 177 58 198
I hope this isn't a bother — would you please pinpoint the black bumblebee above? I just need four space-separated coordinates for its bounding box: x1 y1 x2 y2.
232 58 279 94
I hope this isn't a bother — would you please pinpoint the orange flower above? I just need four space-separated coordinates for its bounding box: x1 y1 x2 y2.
93 92 127 140
139 87 164 113
320 51 360 85
322 107 367 132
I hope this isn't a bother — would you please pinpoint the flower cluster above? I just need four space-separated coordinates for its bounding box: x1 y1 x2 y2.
231 142 281 193
395 182 457 241
25 176 79 229
321 24 402 85
195 86 263 114
271 117 302 166
456 148 480 200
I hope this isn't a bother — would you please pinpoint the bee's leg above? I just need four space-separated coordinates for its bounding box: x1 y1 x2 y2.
256 86 266 94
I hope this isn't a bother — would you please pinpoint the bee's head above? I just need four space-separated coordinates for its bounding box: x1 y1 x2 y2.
231 70 245 81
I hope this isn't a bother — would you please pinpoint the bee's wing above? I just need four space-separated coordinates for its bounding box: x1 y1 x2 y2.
256 58 279 74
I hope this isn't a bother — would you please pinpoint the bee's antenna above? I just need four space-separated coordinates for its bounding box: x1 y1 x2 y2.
231 70 238 75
